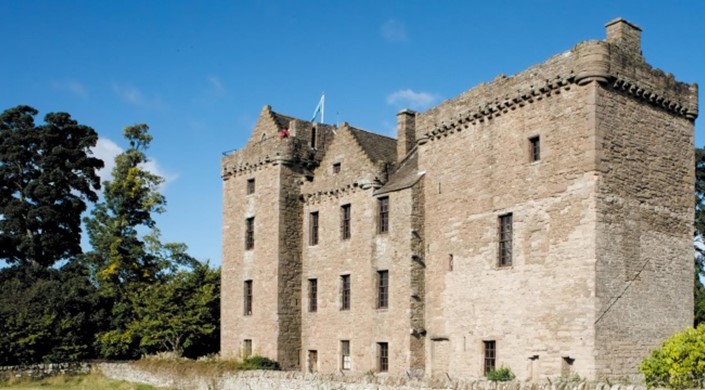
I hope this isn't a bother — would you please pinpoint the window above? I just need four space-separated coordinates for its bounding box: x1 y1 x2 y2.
484 340 496 374
529 136 541 162
378 197 389 234
309 212 319 246
341 340 351 370
341 204 351 240
310 127 317 149
308 350 318 373
340 274 350 310
246 178 255 194
377 270 389 309
378 342 389 372
498 213 513 267
308 278 317 312
244 280 253 316
245 217 255 250
242 339 252 358
333 162 341 173
561 356 575 376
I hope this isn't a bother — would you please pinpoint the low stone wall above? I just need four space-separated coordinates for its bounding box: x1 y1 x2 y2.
96 362 654 390
0 362 90 379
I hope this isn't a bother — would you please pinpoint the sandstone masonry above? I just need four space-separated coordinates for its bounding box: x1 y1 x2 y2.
220 19 697 381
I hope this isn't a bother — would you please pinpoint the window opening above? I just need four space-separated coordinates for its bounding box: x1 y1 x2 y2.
333 162 341 173
243 339 252 358
308 350 318 373
340 274 351 310
529 136 541 162
309 212 319 246
245 217 255 250
244 280 253 316
378 197 389 234
484 340 496 374
341 204 351 240
308 278 317 312
378 342 389 372
341 340 351 370
377 270 389 309
499 213 513 267
246 178 255 195
310 127 317 148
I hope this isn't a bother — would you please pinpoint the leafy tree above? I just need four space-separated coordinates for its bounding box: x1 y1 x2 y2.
695 147 705 326
106 263 220 356
640 325 705 389
84 124 206 358
0 263 99 365
0 105 103 267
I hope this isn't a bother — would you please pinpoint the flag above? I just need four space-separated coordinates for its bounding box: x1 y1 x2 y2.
311 93 325 123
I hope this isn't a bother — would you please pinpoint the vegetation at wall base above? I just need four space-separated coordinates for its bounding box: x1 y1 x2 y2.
640 324 705 389
485 366 515 382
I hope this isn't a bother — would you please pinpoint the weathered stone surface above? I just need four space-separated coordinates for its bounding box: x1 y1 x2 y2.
220 18 696 382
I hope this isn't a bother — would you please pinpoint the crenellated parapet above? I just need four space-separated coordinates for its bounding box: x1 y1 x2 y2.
415 19 697 146
221 136 316 180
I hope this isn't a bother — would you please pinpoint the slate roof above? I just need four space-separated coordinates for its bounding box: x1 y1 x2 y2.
375 148 424 195
348 127 397 164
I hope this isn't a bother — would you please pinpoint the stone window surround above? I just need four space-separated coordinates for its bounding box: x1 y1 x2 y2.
308 278 317 312
529 135 541 162
498 213 513 267
340 204 351 240
309 211 319 246
378 342 389 372
378 196 389 234
340 274 351 310
244 280 253 316
340 340 351 371
483 340 496 374
377 270 389 309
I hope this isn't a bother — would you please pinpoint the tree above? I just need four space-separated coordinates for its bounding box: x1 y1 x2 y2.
0 263 99 365
0 105 103 267
695 147 705 326
117 263 219 356
83 124 202 358
640 324 705 389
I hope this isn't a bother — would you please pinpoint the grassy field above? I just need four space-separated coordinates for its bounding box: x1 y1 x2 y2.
0 373 170 390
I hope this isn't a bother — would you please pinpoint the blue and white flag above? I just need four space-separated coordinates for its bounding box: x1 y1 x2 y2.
311 93 325 123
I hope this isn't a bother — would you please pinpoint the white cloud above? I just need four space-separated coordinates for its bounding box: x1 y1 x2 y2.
112 83 166 110
381 19 408 42
91 137 177 189
386 89 439 110
52 80 88 99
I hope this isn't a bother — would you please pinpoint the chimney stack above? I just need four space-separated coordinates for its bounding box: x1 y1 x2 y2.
396 109 417 162
605 18 642 58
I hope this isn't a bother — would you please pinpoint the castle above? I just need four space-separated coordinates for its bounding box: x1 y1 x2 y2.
220 19 698 381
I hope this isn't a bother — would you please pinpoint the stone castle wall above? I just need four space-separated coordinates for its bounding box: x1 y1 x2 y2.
593 80 694 377
220 18 697 382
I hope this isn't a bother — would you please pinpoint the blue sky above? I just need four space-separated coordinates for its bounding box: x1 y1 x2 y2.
1 1 703 267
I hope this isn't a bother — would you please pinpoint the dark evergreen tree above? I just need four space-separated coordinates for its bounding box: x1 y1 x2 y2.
0 105 103 267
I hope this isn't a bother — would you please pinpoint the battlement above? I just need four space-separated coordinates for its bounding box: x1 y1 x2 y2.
414 18 697 146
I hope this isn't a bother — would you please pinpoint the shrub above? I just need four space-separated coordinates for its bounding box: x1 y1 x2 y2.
486 366 515 381
238 355 281 371
640 325 705 389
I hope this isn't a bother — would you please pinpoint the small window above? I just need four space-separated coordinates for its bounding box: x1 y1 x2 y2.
310 127 317 149
484 340 496 374
309 212 319 246
377 270 389 309
244 280 253 316
498 213 512 267
245 217 255 250
333 162 341 173
308 350 318 373
378 197 389 234
341 340 351 370
529 136 540 162
243 339 252 358
308 278 317 312
378 342 389 372
246 178 255 195
341 204 351 240
340 274 351 310
448 254 454 271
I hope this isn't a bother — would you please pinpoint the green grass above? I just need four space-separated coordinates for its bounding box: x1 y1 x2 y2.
0 373 170 390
